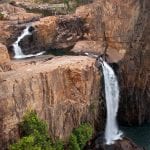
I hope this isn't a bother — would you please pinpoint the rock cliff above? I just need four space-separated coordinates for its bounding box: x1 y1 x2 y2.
0 56 102 149
74 0 150 125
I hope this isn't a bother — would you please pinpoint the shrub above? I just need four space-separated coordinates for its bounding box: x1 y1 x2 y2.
68 123 93 150
68 134 80 150
10 111 93 150
20 111 48 137
10 111 54 150
53 139 64 150
9 135 41 150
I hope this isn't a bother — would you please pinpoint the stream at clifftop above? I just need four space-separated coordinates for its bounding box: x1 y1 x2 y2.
121 123 150 150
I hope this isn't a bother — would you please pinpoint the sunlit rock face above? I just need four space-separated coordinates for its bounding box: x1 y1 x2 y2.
0 56 102 149
0 43 10 65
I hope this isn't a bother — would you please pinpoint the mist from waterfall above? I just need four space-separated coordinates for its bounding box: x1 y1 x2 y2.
101 60 123 145
13 25 45 59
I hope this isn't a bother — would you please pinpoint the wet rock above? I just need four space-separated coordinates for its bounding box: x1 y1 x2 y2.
19 15 85 54
0 56 102 149
0 3 41 51
84 133 144 150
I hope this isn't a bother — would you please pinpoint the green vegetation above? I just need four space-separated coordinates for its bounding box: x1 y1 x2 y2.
9 111 63 150
68 123 93 150
9 111 93 150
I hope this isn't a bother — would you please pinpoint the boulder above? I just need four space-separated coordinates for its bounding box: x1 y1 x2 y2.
0 56 102 149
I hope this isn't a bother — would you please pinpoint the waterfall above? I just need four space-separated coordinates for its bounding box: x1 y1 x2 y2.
85 52 123 145
101 60 123 145
13 25 45 59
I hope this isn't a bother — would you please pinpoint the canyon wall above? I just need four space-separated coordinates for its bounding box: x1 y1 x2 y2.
0 56 102 149
74 0 150 125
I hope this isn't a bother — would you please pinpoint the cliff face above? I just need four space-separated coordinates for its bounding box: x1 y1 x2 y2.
75 0 150 125
0 56 102 149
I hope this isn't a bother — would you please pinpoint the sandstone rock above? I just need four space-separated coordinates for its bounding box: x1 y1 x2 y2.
19 15 85 54
0 3 41 50
0 3 41 23
22 16 58 54
0 56 102 149
13 1 68 16
76 0 150 125
0 43 10 65
71 40 105 55
71 40 126 63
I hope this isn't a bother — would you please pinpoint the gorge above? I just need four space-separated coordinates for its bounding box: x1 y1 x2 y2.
0 0 149 149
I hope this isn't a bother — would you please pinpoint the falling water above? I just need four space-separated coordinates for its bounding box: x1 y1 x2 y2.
101 60 123 145
13 25 45 59
84 52 123 145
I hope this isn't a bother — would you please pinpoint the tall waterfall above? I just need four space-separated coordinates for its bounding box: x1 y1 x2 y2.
101 60 123 145
13 25 45 59
85 52 123 145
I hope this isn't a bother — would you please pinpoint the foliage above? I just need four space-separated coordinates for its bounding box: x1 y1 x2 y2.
10 111 54 150
52 139 64 150
9 135 41 150
68 134 80 150
68 123 93 150
10 111 93 150
20 111 48 137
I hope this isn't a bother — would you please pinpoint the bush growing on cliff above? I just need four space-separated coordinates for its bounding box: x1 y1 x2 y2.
68 123 93 150
9 111 63 150
10 111 93 150
20 111 48 137
68 134 80 150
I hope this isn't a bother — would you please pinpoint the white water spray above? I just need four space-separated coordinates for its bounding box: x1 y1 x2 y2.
101 60 123 145
13 25 45 59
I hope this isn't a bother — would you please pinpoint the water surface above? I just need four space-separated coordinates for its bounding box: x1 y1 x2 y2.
121 124 150 150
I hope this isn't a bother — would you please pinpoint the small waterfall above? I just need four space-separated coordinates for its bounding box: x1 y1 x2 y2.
101 60 123 145
13 25 45 59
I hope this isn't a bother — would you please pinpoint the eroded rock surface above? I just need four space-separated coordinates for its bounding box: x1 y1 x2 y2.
0 56 102 149
0 43 10 65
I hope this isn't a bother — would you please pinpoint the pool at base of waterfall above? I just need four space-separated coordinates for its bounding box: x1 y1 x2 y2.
121 123 150 150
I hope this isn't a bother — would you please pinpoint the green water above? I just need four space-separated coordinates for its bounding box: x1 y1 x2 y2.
121 124 150 150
